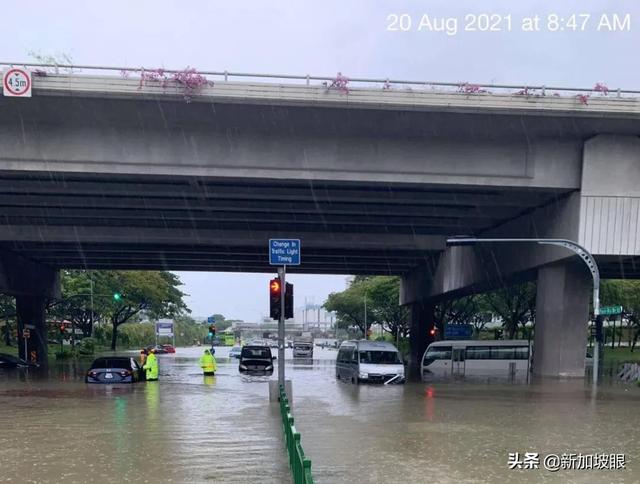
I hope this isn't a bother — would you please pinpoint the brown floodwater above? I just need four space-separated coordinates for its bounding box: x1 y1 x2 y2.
1 347 639 483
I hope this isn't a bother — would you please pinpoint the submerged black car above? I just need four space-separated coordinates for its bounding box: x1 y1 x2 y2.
86 357 143 384
239 345 275 374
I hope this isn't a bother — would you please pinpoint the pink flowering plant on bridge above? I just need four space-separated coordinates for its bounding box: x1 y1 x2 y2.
120 66 213 102
323 72 350 94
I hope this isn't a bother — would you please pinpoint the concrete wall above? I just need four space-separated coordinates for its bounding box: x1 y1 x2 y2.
579 135 640 255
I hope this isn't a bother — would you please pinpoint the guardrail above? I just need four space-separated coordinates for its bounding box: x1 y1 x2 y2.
279 385 314 484
1 61 639 96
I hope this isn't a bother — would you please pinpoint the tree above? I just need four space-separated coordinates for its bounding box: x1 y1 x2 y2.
366 277 410 339
51 270 112 339
324 279 369 336
483 282 536 339
324 276 409 339
98 271 188 350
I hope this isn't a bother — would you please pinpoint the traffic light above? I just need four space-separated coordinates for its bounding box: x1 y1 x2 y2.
285 282 293 320
113 292 122 301
208 325 216 337
59 324 66 335
270 278 294 320
269 278 282 320
429 326 437 337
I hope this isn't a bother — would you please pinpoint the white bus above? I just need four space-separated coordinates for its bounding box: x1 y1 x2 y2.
421 340 531 378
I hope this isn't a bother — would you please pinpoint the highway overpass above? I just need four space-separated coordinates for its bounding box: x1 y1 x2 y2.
1 64 639 376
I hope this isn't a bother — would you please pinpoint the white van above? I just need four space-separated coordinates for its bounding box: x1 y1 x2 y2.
336 340 405 384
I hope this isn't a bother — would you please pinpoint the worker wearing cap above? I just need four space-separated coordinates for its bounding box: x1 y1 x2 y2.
199 348 217 376
143 348 159 381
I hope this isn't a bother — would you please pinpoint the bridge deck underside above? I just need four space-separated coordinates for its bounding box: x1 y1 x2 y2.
0 171 567 274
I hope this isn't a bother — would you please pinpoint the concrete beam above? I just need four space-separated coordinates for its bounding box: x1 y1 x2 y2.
0 122 583 188
0 250 59 297
0 224 446 251
400 192 581 304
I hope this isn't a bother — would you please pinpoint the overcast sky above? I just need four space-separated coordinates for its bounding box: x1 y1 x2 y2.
2 1 638 320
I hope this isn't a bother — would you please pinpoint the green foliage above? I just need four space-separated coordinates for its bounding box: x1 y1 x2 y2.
483 282 536 339
91 315 207 350
324 276 409 338
54 348 74 360
52 270 190 350
77 337 96 355
601 280 640 351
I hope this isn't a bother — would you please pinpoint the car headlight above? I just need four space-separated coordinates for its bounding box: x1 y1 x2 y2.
265 365 273 370
359 372 368 379
239 364 247 370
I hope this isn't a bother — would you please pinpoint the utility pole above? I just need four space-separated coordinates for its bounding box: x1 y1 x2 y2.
363 292 367 340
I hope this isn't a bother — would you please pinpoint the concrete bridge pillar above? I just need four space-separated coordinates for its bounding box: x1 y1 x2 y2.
0 250 59 366
408 301 436 377
16 295 48 365
533 261 590 378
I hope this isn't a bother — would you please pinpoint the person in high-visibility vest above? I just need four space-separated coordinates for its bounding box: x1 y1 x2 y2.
199 349 217 376
143 349 159 381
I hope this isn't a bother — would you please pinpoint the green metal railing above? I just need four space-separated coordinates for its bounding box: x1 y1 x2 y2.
279 385 314 484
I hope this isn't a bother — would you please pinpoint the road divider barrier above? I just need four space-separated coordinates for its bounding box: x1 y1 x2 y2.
279 385 314 484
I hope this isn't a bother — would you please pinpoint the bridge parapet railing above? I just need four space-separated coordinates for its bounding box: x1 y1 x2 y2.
1 61 640 99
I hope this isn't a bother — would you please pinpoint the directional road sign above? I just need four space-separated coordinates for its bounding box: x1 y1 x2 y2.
600 305 623 316
444 324 473 340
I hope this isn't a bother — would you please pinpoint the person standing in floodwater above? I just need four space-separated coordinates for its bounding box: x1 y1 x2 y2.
200 349 217 376
143 348 159 381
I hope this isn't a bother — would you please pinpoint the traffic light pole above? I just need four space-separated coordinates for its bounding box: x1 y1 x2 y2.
278 265 286 387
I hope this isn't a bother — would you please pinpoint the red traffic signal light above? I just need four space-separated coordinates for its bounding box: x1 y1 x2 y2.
270 277 293 320
59 324 66 334
429 326 437 337
270 279 281 294
270 278 282 320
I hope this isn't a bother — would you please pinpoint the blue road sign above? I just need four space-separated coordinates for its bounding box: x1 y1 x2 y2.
207 316 215 324
269 239 301 265
444 324 473 340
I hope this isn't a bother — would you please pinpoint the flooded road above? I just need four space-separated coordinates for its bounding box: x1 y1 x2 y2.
1 346 640 483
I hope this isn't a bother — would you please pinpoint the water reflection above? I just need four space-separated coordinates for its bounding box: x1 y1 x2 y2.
0 347 639 483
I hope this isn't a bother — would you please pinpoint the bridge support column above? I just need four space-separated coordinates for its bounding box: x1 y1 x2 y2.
0 251 59 366
533 261 590 378
16 295 48 365
408 301 435 377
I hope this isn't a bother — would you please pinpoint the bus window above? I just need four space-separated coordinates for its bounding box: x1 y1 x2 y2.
514 346 529 360
423 346 452 365
466 346 490 359
492 346 516 359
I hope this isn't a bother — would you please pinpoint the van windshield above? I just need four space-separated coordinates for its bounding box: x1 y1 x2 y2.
241 347 271 359
359 351 401 364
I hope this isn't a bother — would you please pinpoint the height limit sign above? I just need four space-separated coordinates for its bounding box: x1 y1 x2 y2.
3 68 32 97
269 239 301 266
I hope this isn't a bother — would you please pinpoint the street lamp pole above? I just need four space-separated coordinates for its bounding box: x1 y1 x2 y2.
446 237 601 384
363 292 367 340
